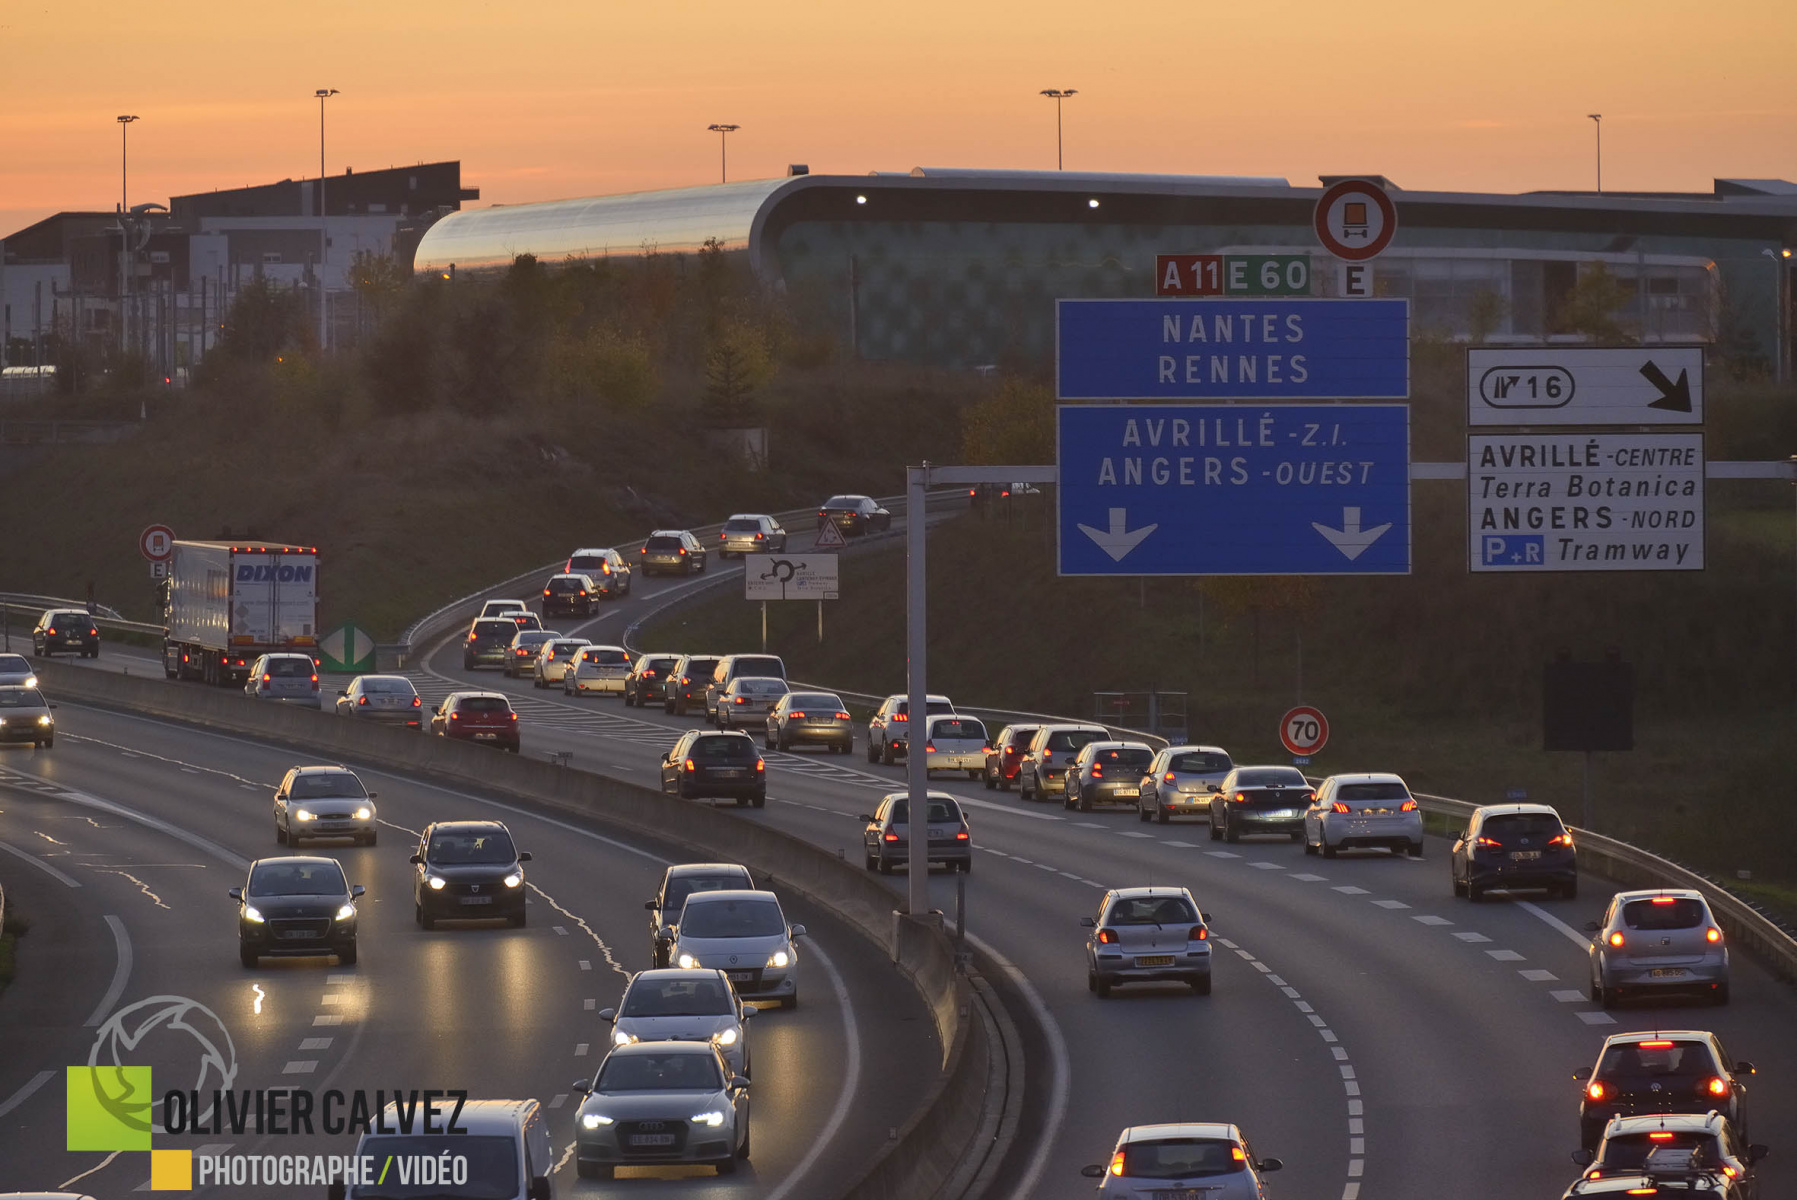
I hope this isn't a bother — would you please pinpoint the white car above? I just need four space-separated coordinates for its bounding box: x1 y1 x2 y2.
1082 886 1211 996
532 638 587 688
273 765 377 847
1303 772 1424 858
0 654 38 688
599 968 756 1078
923 713 989 779
565 644 631 695
573 1041 749 1180
1080 1123 1282 1196
1586 889 1731 1007
669 890 804 1008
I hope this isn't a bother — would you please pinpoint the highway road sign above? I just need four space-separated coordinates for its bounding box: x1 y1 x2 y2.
150 560 169 581
140 524 174 561
812 520 847 549
1056 298 1410 400
1280 706 1330 756
1056 403 1411 575
1155 255 1311 296
1313 180 1397 261
745 554 839 600
319 622 376 673
1467 347 1704 426
1468 432 1704 572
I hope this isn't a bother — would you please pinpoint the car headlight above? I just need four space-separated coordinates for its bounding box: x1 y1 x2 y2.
714 1028 738 1047
294 809 315 822
690 1110 725 1127
428 875 447 890
242 904 266 924
612 1030 637 1046
581 1112 613 1129
502 872 523 888
0 717 7 727
37 714 52 726
24 676 37 688
676 953 698 969
767 949 790 969
353 807 372 820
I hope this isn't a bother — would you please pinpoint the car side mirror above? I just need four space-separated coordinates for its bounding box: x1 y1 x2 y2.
1079 1165 1105 1179
1079 916 1096 927
571 1079 590 1094
338 689 348 696
645 899 659 911
789 924 806 938
517 852 532 862
48 703 58 710
1209 783 1222 793
729 1075 750 1091
228 887 243 901
1201 911 1213 923
1748 1144 1768 1164
1256 1157 1283 1173
597 1008 616 1022
351 885 365 898
740 1005 757 1019
859 814 876 823
365 791 379 800
1735 1060 1755 1075
1570 1149 1594 1167
409 854 424 865
1572 1067 1591 1081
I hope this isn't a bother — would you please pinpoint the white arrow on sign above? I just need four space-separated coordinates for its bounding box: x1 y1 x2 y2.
1311 507 1391 561
1078 508 1158 563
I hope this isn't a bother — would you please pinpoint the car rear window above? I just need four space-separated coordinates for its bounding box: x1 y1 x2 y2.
646 535 684 550
888 800 962 824
1234 767 1308 787
1107 896 1198 925
1047 729 1104 752
642 657 680 671
732 656 785 678
931 718 986 740
691 736 757 761
568 554 606 572
665 873 752 910
515 632 554 646
290 773 366 798
1002 727 1040 747
457 696 512 713
1091 747 1152 769
1622 898 1707 930
622 976 734 1017
584 648 629 665
1171 751 1232 773
787 693 841 709
1336 782 1410 801
547 576 586 592
361 677 416 695
725 518 763 532
1118 1138 1244 1180
1597 1132 1719 1172
824 496 857 508
1597 1040 1719 1080
680 898 785 938
681 658 721 677
735 678 788 696
473 620 516 638
1482 813 1566 839
265 657 314 676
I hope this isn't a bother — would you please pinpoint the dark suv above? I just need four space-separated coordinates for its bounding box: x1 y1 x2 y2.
32 609 99 658
661 730 766 807
664 655 723 716
1451 803 1577 900
411 820 532 929
463 618 522 670
232 856 362 967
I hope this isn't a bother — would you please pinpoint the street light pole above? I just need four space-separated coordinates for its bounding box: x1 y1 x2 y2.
1587 113 1602 194
1040 89 1077 170
706 124 740 183
315 88 339 352
116 115 139 364
1763 248 1793 385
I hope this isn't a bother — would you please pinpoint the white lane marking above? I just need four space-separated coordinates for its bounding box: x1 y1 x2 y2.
583 999 596 1011
1486 949 1525 961
578 960 593 972
1295 1001 1315 1013
0 838 81 886
1059 871 1082 880
1116 832 1155 840
574 1043 589 1057
1516 899 1597 950
1206 851 1241 859
1453 931 1492 943
1290 873 1326 882
1071 822 1106 829
1332 886 1369 895
1413 915 1453 925
283 1061 318 1074
1551 989 1588 1003
1370 899 1410 909
527 886 628 980
83 916 132 1027
35 830 67 845
320 994 345 1005
548 1093 568 1110
759 938 862 1200
0 775 251 871
1034 863 1056 872
81 867 170 909
974 932 1069 1200
300 1038 332 1051
1012 857 1033 865
1162 840 1198 847
0 1069 56 1122
1577 1011 1618 1025
312 1015 343 1027
1333 1047 1350 1062
1340 1065 1357 1079
553 926 568 935
1519 969 1559 982
1249 862 1285 871
61 733 273 790
252 984 265 1014
326 974 356 984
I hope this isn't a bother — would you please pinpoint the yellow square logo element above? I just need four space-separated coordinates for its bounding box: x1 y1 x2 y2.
150 1148 192 1191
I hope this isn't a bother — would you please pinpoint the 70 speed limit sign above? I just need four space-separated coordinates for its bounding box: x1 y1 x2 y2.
1280 706 1329 756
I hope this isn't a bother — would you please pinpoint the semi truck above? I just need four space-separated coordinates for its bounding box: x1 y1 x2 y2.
161 541 320 685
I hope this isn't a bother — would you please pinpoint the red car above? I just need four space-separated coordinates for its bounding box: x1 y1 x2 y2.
983 724 1041 791
431 691 520 753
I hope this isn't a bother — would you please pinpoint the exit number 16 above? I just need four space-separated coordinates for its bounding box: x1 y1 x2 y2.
1156 254 1311 297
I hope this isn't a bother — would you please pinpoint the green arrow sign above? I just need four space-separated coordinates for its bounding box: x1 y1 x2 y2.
319 622 376 673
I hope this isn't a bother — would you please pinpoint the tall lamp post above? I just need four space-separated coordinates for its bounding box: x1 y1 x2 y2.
1040 89 1077 170
315 88 339 351
1587 113 1603 194
116 115 140 364
706 124 740 183
1764 247 1793 385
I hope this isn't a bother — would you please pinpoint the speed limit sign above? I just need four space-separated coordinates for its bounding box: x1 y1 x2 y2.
1279 706 1329 757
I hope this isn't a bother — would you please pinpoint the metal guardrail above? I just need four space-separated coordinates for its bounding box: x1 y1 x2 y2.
0 595 165 642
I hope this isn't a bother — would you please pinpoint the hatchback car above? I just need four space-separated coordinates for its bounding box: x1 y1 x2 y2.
566 547 632 597
565 643 632 696
862 792 973 874
624 653 682 707
764 691 853 753
1064 741 1157 811
1082 887 1212 996
866 692 956 764
231 856 362 967
668 889 803 1007
1453 803 1578 901
705 655 788 723
664 654 723 716
411 820 531 928
921 714 989 779
1588 891 1731 1007
541 573 600 617
572 1041 750 1179
1572 1111 1765 1195
274 765 377 846
1559 1149 1748 1198
641 530 709 576
0 653 39 687
714 676 789 731
334 674 423 726
818 494 891 536
983 724 1041 791
244 652 320 704
1576 1031 1754 1150
532 638 588 688
431 691 520 752
478 599 530 621
332 1099 555 1200
646 863 756 968
1080 1123 1281 1196
1137 745 1234 823
600 968 757 1079
0 686 56 748
1017 724 1109 802
718 514 788 557
1208 765 1313 842
464 617 523 670
661 730 766 806
31 609 98 658
1304 772 1424 858
503 629 558 678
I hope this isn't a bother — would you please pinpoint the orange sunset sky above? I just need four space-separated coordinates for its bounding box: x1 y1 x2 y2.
4 0 1794 237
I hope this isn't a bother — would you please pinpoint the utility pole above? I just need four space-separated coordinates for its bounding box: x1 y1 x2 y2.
707 124 740 183
1039 89 1078 170
117 115 139 364
315 88 339 352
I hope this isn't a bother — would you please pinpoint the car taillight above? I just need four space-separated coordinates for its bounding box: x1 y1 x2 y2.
1549 833 1573 847
543 588 552 596
1704 1076 1730 1098
88 628 97 636
788 711 806 719
639 547 647 554
46 627 55 636
1648 1132 1675 1142
682 675 692 684
955 830 969 840
755 759 765 772
1107 1150 1125 1177
1399 799 1418 811
1230 1146 1246 1163
835 711 850 719
1235 790 1251 803
1608 932 1625 947
450 712 460 721
1190 926 1207 941
262 673 271 683
734 696 748 705
892 712 907 722
926 744 937 753
644 669 656 678
310 674 318 684
1090 765 1103 778
358 696 369 706
1650 896 1677 905
509 712 518 721
603 563 612 574
1331 801 1351 814
1164 771 1177 783
883 832 899 842
1706 928 1723 943
684 758 696 771
1097 928 1117 944
412 697 422 707
678 548 687 555
1475 836 1502 848
468 632 477 641
1637 1040 1673 1048
754 532 765 540
1586 1081 1606 1102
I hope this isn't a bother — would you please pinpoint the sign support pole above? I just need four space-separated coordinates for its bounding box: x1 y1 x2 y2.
760 602 768 654
905 463 930 920
817 600 823 644
1582 750 1594 831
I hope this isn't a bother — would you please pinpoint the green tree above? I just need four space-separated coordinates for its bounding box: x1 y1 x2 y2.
1552 263 1635 343
701 320 773 425
347 251 409 315
1466 288 1510 343
213 277 312 364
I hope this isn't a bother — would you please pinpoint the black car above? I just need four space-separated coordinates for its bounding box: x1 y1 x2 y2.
645 862 755 967
463 618 521 670
1208 766 1314 843
818 494 891 536
542 573 600 617
624 653 681 708
664 654 723 716
1576 1031 1755 1151
411 820 532 929
32 608 99 658
1451 803 1578 900
232 856 362 967
661 730 765 806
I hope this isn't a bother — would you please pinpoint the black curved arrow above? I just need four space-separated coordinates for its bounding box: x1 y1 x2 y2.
1640 361 1692 412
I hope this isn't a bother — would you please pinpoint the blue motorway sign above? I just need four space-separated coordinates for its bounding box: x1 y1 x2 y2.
1057 404 1411 576
1056 298 1409 400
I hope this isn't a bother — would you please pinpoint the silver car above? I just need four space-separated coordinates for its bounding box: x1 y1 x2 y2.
532 638 587 688
718 513 788 557
669 890 804 1008
1082 886 1213 996
503 629 558 678
714 676 789 731
1064 741 1156 811
273 765 377 847
1136 745 1233 824
334 674 423 727
1587 889 1731 1007
922 714 988 779
0 654 38 688
244 653 319 704
1303 772 1424 858
1080 1123 1282 1197
565 644 632 695
0 685 56 748
573 1041 749 1180
600 968 757 1078
1017 723 1108 802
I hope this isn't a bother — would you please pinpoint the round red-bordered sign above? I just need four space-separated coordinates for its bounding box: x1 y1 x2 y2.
140 524 175 562
1279 705 1329 756
1313 180 1397 262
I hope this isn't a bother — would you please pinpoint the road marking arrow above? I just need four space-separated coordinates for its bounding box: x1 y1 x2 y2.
1311 506 1392 561
1078 508 1158 563
1640 360 1692 412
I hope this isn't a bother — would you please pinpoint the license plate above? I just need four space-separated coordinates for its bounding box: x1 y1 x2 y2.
1265 808 1298 819
460 896 494 906
1649 967 1688 978
279 930 319 940
630 1133 676 1147
1150 1190 1208 1200
1114 787 1139 797
1136 955 1175 967
474 732 498 740
714 767 745 777
726 970 755 982
1511 850 1541 861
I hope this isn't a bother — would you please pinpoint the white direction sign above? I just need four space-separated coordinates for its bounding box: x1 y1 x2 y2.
1467 347 1704 427
745 554 839 600
1469 433 1703 572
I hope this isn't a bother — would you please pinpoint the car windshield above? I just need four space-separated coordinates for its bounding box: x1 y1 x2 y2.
887 800 962 824
642 657 680 671
596 1051 723 1092
1598 1132 1720 1171
458 697 512 713
1337 781 1410 801
247 860 347 897
646 535 685 549
428 830 517 864
691 736 756 762
0 689 46 707
622 976 735 1017
1235 768 1309 787
360 677 416 695
724 518 764 532
931 718 986 740
1091 747 1153 769
1118 1138 1245 1179
1047 730 1104 751
289 773 366 799
1003 728 1040 747
664 873 751 910
1597 1041 1720 1080
679 899 785 938
264 657 314 676
1107 896 1199 925
1482 813 1566 839
1170 751 1233 773
1623 898 1707 930
347 1135 519 1200
893 698 953 715
548 641 585 654
473 620 516 638
0 655 28 672
482 601 525 615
